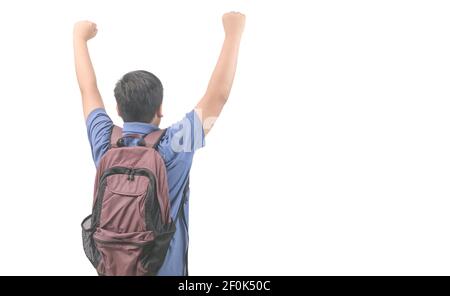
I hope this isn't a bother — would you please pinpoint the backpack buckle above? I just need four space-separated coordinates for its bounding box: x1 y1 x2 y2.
116 138 126 147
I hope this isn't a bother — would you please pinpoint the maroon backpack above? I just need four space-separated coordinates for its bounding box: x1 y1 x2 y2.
81 126 178 276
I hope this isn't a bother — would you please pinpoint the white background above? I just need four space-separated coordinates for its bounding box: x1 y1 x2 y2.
0 0 449 275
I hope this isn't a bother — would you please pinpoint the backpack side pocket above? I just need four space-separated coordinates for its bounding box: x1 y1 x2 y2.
81 214 101 268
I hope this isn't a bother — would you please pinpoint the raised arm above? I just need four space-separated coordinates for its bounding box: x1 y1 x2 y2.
73 21 104 120
196 12 246 135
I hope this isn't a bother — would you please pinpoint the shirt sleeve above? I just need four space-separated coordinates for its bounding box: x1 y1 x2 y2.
86 108 114 167
157 110 205 163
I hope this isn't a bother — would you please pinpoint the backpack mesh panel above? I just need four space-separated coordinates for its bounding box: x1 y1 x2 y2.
81 215 101 268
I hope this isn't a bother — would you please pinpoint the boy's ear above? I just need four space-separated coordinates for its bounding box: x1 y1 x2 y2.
156 104 163 118
116 105 122 117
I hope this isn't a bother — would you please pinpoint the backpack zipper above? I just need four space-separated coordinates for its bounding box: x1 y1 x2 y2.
127 169 135 181
99 167 152 184
93 235 154 246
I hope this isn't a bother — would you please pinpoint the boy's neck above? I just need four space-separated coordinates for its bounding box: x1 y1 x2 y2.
150 117 161 127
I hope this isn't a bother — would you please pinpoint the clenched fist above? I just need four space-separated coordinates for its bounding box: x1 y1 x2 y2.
74 21 98 41
222 12 246 38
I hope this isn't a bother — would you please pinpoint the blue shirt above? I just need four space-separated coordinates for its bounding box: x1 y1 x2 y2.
86 108 205 275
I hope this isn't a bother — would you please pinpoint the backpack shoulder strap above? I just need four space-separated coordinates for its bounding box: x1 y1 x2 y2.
143 129 167 149
109 125 123 148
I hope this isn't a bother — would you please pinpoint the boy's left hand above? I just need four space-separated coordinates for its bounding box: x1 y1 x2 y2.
74 21 98 41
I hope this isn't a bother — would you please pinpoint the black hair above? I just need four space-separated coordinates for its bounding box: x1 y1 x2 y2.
114 70 163 122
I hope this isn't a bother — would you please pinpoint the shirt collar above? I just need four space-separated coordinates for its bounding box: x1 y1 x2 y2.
122 122 159 135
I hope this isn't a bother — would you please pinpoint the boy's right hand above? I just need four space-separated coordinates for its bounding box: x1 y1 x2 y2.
222 12 246 38
74 21 98 41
